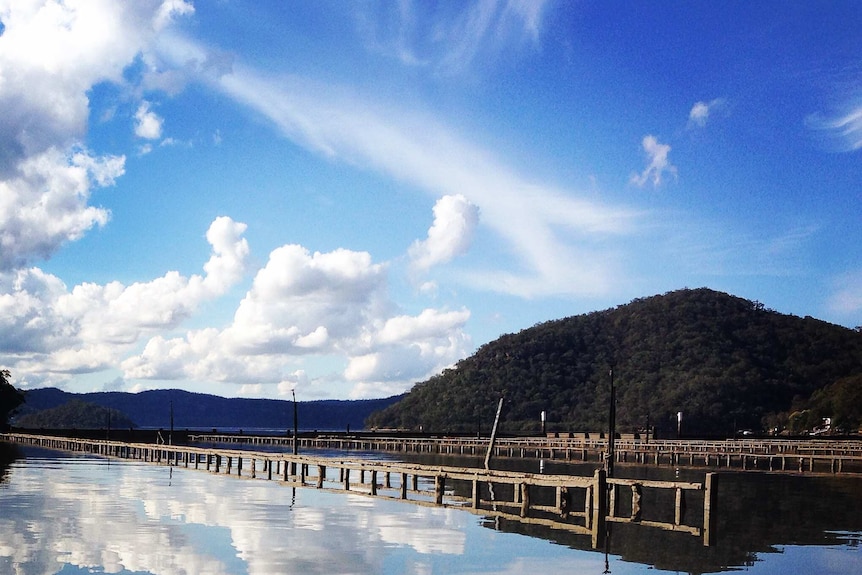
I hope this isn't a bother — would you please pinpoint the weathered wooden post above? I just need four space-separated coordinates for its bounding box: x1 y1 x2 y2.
520 483 530 517
434 475 445 504
631 483 642 521
317 465 326 488
607 367 616 477
401 473 408 500
591 468 607 549
484 397 505 470
703 472 718 546
674 487 686 525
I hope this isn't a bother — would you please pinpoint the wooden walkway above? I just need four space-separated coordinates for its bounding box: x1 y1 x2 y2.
2 433 717 547
188 433 862 475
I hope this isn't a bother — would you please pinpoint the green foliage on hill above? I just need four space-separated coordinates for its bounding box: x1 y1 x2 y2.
774 374 862 434
0 369 25 430
15 400 137 430
366 288 862 437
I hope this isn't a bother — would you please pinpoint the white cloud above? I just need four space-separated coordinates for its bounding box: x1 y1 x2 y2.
809 105 862 152
134 101 164 139
0 1 194 268
0 147 122 270
357 0 550 74
187 60 638 299
409 194 479 273
1 217 250 384
121 243 472 397
688 98 726 128
630 135 676 188
827 270 862 316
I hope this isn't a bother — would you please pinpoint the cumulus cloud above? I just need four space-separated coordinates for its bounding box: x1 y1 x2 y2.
134 101 164 139
688 98 726 128
122 243 471 397
0 147 123 270
409 194 479 273
0 1 194 267
1 217 250 384
630 135 676 188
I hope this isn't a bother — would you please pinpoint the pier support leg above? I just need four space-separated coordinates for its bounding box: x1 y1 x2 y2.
591 469 607 549
703 473 719 546
520 483 530 517
631 484 642 521
434 475 445 505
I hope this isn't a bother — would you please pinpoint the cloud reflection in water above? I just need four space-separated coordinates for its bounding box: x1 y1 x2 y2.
0 453 604 575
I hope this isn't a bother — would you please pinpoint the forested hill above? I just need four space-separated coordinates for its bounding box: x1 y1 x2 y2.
366 288 862 437
15 388 401 431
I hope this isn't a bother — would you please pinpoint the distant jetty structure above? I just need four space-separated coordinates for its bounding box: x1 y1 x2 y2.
187 432 862 475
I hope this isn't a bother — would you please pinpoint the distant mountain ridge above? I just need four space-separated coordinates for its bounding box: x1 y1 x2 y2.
367 288 862 436
15 388 402 431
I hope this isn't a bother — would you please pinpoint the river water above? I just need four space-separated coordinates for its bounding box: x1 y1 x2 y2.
0 442 859 574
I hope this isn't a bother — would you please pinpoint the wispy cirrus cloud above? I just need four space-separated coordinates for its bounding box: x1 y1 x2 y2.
197 62 639 298
355 0 551 74
808 105 862 152
827 269 862 316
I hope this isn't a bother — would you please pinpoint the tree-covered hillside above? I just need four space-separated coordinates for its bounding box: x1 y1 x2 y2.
366 288 862 437
15 400 136 430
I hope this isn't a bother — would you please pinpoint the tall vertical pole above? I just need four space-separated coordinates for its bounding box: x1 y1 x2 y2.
484 397 504 470
169 400 174 446
292 389 299 455
607 368 616 477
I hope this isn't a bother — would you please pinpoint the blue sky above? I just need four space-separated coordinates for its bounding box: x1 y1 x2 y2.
1 1 860 400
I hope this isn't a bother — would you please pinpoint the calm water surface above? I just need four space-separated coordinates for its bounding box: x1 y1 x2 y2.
0 443 859 574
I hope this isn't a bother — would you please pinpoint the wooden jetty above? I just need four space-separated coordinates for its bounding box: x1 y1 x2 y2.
187 433 862 475
2 433 717 547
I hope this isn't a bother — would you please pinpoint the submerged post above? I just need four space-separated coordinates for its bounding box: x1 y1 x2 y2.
484 396 505 470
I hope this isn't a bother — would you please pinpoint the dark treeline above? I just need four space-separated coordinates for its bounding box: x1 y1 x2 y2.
366 288 862 437
14 388 402 432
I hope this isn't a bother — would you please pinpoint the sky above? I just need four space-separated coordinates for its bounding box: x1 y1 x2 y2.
1 1 861 401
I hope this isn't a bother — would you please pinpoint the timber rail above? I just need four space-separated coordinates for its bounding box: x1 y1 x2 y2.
2 433 717 547
187 433 862 475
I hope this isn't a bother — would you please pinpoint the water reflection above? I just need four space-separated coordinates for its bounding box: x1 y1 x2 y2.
0 447 606 575
0 445 860 575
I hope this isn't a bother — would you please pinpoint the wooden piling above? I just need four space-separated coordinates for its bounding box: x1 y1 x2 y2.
703 472 718 546
591 468 607 549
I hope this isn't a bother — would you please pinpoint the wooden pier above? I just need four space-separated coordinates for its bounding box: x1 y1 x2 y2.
187 433 862 475
2 433 717 547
